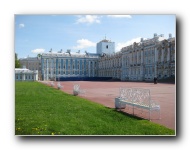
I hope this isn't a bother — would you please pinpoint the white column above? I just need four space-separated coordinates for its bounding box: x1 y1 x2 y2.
161 49 164 62
92 61 95 77
22 73 25 81
167 45 170 61
42 59 45 81
167 45 171 77
154 47 157 77
51 58 53 78
141 50 144 79
129 67 131 78
46 59 48 80
137 51 139 64
88 61 91 77
141 50 143 64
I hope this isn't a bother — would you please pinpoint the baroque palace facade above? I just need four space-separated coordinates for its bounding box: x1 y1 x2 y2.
41 50 99 81
19 33 175 81
98 33 175 81
120 33 175 81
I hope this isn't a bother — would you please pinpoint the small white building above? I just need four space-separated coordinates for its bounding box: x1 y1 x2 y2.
15 68 38 81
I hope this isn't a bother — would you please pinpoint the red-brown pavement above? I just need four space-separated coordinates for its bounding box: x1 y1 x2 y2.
40 81 176 130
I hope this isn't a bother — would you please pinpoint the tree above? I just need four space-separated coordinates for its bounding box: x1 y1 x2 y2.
37 53 41 57
37 53 42 60
15 53 20 68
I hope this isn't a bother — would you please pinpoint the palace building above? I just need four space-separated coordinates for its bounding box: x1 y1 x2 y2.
98 51 122 79
41 49 99 81
120 33 175 81
19 33 175 82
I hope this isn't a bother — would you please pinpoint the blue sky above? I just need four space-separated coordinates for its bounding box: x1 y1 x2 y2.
15 14 176 58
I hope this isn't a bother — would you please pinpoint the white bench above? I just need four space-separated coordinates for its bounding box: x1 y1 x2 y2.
57 82 63 90
73 84 86 96
115 88 160 120
50 81 54 87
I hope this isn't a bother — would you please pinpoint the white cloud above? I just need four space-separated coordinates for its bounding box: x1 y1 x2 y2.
72 39 96 49
116 37 142 52
76 15 101 24
107 15 132 18
31 48 45 54
19 23 25 28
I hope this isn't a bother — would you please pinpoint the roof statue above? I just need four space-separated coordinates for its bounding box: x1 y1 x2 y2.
58 49 62 53
85 50 88 56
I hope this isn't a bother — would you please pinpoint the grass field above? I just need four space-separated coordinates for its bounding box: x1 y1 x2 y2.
15 81 175 135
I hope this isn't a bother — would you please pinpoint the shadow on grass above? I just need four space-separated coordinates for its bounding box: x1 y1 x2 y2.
109 107 163 121
106 107 145 120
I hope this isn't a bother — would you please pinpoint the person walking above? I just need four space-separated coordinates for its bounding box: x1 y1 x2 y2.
154 77 157 84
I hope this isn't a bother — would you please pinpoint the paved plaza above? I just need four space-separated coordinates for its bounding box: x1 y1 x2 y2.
41 81 175 130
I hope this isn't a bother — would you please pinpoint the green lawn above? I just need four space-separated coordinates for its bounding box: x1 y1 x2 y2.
15 81 175 135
